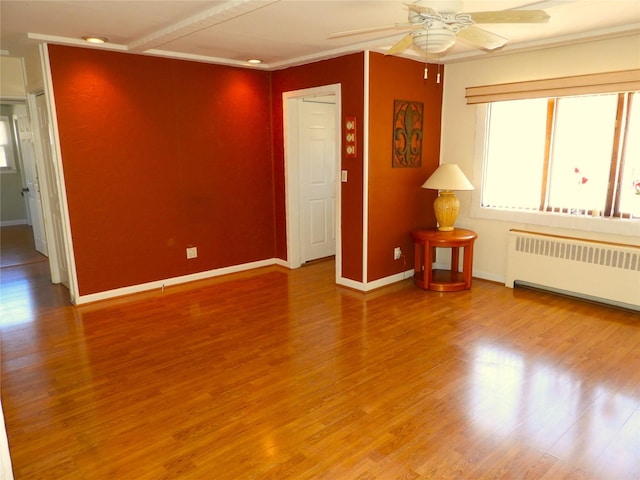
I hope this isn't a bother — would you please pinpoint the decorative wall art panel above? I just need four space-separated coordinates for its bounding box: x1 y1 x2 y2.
392 100 423 168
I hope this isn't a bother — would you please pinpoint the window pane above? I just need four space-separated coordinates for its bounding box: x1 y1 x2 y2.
546 94 617 214
482 99 547 210
0 147 7 168
618 92 640 218
0 118 8 146
0 119 9 168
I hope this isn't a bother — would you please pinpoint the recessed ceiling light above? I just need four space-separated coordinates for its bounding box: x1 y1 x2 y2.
247 59 262 64
82 36 108 44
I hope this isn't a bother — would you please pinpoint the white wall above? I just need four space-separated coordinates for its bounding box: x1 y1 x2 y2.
0 57 25 99
441 35 640 283
22 46 45 94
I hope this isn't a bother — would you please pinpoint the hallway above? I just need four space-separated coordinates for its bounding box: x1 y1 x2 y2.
0 226 47 268
0 224 69 327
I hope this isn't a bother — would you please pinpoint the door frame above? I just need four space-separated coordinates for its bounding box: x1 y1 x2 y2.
283 84 342 280
24 44 78 301
27 91 65 282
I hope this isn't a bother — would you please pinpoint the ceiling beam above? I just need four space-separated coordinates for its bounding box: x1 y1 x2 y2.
127 0 280 52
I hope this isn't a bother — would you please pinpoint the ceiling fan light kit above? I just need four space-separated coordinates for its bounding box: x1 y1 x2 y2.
412 27 456 54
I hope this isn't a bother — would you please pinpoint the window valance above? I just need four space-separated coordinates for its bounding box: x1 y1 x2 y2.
465 69 640 104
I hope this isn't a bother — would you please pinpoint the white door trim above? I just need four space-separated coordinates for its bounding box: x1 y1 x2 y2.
283 84 342 281
362 51 371 287
34 43 79 302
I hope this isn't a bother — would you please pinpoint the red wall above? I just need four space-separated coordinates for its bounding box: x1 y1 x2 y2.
48 46 275 295
271 54 365 282
49 46 441 295
367 53 441 282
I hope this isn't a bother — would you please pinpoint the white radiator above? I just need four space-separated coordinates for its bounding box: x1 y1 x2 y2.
506 229 640 310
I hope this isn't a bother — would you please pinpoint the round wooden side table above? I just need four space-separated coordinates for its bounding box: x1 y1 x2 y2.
410 228 478 292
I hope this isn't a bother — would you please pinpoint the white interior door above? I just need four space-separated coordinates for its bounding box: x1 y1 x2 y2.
14 112 48 255
33 92 69 287
298 97 336 262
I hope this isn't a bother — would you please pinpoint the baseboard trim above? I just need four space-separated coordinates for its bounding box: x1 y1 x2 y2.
73 258 281 305
73 261 499 306
335 269 413 292
336 276 365 291
0 219 28 227
364 269 414 291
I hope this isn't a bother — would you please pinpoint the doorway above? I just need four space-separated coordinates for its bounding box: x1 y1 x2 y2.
283 84 342 279
0 100 48 268
0 92 71 296
0 225 47 268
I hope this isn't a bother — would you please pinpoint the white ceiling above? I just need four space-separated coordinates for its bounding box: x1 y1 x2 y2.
1 0 639 69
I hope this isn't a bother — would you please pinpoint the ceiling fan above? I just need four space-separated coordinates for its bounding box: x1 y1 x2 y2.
329 1 551 56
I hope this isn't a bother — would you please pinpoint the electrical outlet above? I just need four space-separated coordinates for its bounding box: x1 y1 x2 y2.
394 247 402 260
186 246 198 259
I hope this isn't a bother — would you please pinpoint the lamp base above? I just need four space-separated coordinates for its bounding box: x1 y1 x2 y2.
433 190 459 231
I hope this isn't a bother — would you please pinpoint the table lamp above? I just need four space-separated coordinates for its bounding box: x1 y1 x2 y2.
421 164 474 231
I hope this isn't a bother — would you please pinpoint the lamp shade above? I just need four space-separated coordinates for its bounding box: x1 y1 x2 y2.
421 164 474 191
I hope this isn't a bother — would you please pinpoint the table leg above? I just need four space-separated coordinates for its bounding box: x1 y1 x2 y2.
413 241 426 289
414 242 422 275
451 246 460 273
425 241 433 289
462 241 474 288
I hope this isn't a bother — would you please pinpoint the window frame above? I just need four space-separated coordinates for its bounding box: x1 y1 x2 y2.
470 104 640 238
0 115 17 174
481 92 637 219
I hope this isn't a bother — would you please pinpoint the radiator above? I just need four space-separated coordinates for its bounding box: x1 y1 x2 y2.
506 229 640 310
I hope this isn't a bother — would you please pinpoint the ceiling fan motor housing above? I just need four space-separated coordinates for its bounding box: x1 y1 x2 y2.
408 1 474 53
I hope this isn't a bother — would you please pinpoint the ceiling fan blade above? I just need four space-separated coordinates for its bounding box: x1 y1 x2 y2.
385 33 415 55
469 9 550 23
516 1 574 9
457 26 508 50
329 22 415 39
405 3 437 16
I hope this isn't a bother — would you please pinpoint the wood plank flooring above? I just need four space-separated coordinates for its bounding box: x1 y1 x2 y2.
1 251 639 479
0 226 47 268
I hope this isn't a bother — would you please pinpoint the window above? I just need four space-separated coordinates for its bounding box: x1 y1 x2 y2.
0 116 16 173
482 91 640 219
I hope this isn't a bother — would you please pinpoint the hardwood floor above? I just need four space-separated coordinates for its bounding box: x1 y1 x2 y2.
1 252 639 479
0 226 48 268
